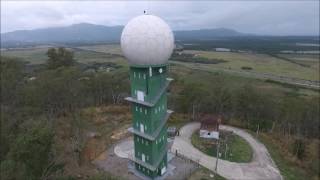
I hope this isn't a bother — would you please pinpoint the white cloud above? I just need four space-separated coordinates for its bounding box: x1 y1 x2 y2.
1 1 319 35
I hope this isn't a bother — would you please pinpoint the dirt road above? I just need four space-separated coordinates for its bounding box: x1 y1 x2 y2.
171 122 282 180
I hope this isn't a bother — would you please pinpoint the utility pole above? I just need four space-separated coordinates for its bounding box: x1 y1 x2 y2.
215 139 220 172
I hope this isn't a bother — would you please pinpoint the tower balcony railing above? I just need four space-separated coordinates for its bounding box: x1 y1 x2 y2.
128 110 173 141
125 78 173 107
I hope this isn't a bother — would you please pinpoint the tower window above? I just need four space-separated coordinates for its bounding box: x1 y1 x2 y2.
145 109 147 115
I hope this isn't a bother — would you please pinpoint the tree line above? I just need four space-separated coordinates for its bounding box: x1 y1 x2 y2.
1 48 129 179
1 47 319 179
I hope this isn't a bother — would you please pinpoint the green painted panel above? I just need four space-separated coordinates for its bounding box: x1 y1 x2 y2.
130 65 169 179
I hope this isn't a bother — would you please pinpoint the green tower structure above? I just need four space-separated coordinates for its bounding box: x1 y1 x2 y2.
121 14 174 179
125 64 172 178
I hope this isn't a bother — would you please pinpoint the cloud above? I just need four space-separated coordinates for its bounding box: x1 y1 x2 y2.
1 1 319 35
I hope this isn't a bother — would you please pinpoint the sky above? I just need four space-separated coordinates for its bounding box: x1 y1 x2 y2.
1 1 319 36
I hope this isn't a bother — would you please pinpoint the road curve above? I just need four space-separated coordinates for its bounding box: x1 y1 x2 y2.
171 122 282 180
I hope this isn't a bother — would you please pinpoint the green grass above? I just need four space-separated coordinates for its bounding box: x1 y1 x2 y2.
188 167 226 180
276 53 319 70
184 50 319 81
248 132 310 180
1 47 49 64
76 44 122 55
2 44 318 97
1 45 127 65
170 62 319 97
191 131 253 162
3 45 318 81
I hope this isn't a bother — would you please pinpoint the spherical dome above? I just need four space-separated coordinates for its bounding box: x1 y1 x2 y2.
121 15 174 65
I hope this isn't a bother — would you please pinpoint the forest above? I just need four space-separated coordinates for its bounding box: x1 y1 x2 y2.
1 48 319 179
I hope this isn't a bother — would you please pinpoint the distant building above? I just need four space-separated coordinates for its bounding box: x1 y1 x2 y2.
215 48 231 52
199 114 222 139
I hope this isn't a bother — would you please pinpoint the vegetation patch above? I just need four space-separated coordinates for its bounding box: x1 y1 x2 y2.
188 167 226 180
1 44 318 179
241 66 253 70
170 52 227 64
191 130 253 162
250 132 319 180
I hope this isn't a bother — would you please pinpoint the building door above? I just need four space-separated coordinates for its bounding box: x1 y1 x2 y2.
142 154 145 162
140 124 144 133
137 90 144 101
161 166 166 175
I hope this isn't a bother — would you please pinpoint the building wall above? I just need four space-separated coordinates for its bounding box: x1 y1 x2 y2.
199 129 219 139
133 126 167 165
134 153 167 177
130 65 169 178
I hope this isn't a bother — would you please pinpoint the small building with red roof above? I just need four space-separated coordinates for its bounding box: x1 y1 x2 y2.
199 114 222 139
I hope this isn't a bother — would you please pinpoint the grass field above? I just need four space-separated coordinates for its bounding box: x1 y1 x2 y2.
184 50 319 81
1 45 127 65
1 47 49 64
2 44 319 97
276 53 320 70
77 44 122 55
169 63 320 97
2 44 319 81
191 131 253 163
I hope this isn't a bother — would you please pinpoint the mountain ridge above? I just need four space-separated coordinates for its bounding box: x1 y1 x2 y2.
1 23 248 44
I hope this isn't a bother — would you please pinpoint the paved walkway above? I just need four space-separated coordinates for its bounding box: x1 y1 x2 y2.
171 122 282 180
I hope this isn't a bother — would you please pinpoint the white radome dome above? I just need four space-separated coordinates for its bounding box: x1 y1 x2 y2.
121 15 174 65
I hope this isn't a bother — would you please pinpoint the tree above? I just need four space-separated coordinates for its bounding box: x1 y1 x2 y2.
204 76 232 115
0 57 25 106
178 82 208 120
234 84 274 131
8 120 58 179
46 48 75 69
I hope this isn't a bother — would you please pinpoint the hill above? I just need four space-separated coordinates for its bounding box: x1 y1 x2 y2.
1 23 123 44
1 23 246 46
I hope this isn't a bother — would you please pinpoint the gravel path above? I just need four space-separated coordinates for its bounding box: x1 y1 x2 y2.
171 122 282 180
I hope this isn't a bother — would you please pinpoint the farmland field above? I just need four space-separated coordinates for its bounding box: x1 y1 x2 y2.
1 44 319 86
276 54 320 70
1 44 127 65
184 50 319 81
